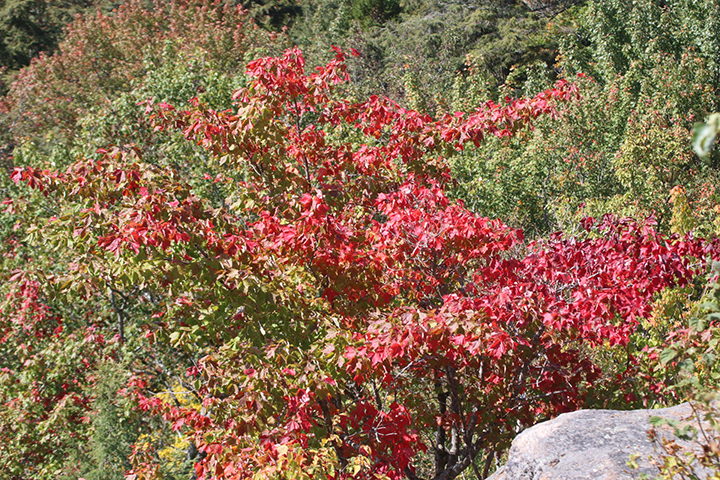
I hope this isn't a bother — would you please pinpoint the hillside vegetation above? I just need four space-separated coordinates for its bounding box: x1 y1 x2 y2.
1 1 719 479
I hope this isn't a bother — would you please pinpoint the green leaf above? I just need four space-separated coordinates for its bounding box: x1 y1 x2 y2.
689 315 705 332
650 416 668 426
659 347 678 365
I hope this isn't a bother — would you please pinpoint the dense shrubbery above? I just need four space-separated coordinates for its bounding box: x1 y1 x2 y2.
0 0 121 87
448 0 720 235
290 0 576 112
0 1 283 478
1 1 720 479
0 0 286 167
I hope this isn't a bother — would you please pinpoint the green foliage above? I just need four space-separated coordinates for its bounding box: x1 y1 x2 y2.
573 0 720 84
449 73 628 232
291 0 572 112
65 362 143 480
1 0 285 170
670 186 697 237
350 0 400 25
656 278 720 398
640 275 720 479
0 0 118 74
447 0 720 235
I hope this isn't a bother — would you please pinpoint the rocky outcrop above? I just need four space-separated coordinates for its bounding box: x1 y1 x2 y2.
488 403 707 480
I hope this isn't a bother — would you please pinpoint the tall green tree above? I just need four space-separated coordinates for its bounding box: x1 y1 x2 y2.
447 0 720 235
292 0 580 112
0 0 118 79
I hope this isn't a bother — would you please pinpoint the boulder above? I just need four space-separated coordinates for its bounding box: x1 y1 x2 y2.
488 403 707 480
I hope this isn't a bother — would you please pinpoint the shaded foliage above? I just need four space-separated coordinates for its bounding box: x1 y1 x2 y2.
0 0 118 76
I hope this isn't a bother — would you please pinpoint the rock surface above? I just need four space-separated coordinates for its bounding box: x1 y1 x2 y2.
488 403 704 480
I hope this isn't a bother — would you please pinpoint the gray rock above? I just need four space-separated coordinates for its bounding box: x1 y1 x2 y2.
488 403 707 480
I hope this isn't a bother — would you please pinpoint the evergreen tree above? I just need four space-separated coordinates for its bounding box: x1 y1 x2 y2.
0 0 118 70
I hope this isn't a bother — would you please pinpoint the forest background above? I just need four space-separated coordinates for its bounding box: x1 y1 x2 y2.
1 0 720 479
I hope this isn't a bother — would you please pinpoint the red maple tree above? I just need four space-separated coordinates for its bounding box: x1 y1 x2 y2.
8 48 718 480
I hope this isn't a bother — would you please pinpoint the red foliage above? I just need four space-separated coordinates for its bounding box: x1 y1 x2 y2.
11 48 719 479
2 0 282 148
